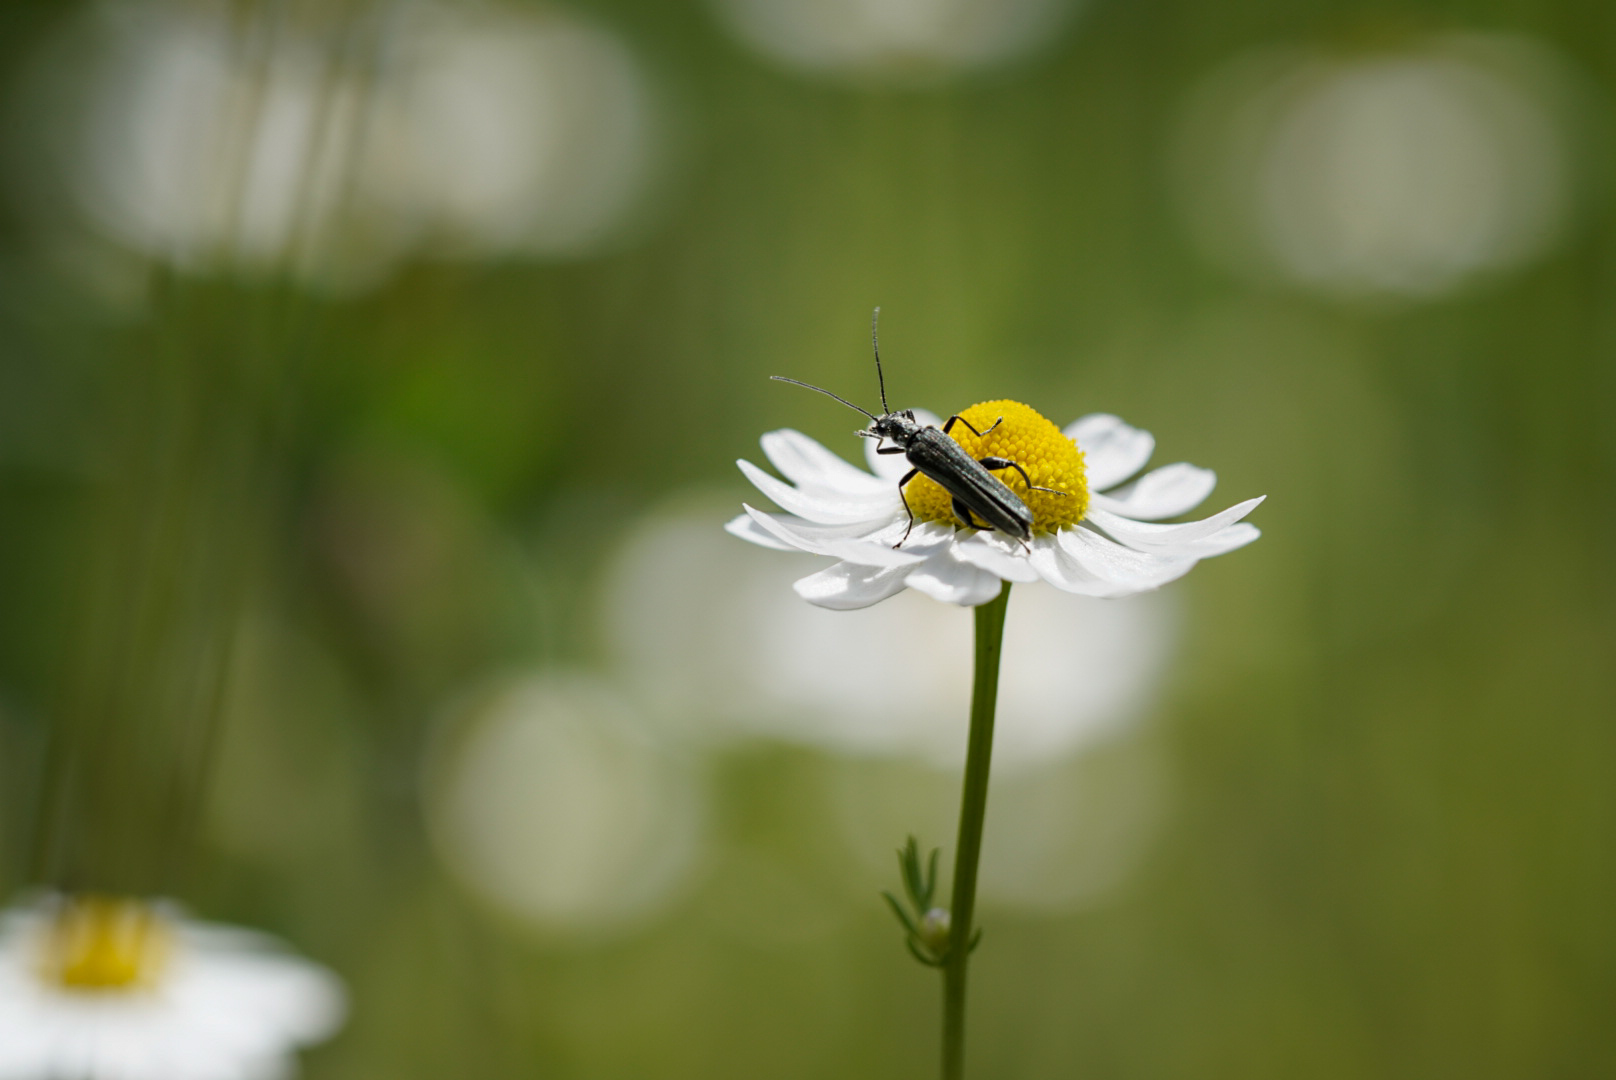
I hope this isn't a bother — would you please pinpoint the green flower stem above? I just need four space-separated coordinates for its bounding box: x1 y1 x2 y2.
942 583 1011 1080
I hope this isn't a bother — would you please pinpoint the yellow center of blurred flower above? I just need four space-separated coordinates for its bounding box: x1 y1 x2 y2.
40 896 170 992
903 400 1088 534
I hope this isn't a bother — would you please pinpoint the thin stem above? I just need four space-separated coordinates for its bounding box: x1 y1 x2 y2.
942 583 1011 1080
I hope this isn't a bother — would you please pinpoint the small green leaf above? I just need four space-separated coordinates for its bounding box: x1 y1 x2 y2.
905 937 945 968
882 891 921 938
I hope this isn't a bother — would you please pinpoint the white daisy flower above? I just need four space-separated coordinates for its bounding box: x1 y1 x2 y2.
726 399 1263 608
0 894 345 1080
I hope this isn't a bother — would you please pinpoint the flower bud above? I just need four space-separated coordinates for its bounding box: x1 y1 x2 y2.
919 907 951 953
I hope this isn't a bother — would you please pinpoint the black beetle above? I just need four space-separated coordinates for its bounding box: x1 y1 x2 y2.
772 310 1068 549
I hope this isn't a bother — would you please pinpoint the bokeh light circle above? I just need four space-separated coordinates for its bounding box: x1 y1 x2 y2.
826 734 1167 912
602 506 1177 772
707 0 1082 83
8 0 660 292
1173 34 1583 299
362 4 657 259
425 673 706 937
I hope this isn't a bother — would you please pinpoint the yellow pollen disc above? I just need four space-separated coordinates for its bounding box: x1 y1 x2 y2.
40 896 171 992
904 400 1088 534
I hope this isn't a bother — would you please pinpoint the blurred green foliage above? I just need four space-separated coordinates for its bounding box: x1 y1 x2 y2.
0 0 1613 1077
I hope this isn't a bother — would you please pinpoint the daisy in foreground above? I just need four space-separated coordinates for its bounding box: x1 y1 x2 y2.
725 400 1264 607
0 893 345 1080
725 344 1262 1080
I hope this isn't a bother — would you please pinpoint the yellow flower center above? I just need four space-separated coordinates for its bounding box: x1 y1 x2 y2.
903 400 1088 534
39 896 171 992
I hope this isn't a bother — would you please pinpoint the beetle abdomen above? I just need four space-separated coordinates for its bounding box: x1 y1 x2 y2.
905 429 1033 541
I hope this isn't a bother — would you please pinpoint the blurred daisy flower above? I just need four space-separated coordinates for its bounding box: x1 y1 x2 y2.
727 400 1263 608
0 894 344 1080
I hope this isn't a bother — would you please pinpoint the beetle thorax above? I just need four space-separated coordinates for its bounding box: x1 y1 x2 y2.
870 411 921 445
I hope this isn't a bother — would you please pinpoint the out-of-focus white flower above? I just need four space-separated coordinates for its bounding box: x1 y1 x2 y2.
1174 33 1580 298
423 673 706 937
707 0 1081 82
829 733 1167 911
0 894 344 1080
10 0 658 292
605 504 1179 771
726 400 1262 609
42 2 372 280
362 5 656 259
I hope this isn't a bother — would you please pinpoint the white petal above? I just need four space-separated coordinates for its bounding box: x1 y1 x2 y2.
724 512 798 552
737 459 894 524
1065 414 1155 490
864 408 943 481
1056 526 1199 594
952 533 1040 583
865 438 908 482
1089 463 1217 520
1084 496 1266 556
734 507 894 545
741 505 925 567
793 561 913 609
904 547 1005 606
760 429 889 497
1186 521 1261 555
885 519 960 554
1025 534 1123 597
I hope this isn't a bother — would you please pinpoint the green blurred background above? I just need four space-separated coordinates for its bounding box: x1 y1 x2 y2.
0 0 1613 1076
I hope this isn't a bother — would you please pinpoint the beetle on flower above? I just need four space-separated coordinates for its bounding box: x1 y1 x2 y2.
726 397 1263 609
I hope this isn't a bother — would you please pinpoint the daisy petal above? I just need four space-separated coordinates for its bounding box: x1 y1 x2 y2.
864 409 943 481
1025 534 1122 597
724 512 800 552
761 429 890 497
905 552 1005 606
738 459 894 524
879 519 961 555
1089 463 1217 520
1084 497 1265 556
742 505 925 567
737 506 899 543
793 561 914 610
952 533 1041 583
1051 525 1199 595
1065 414 1155 490
1187 521 1262 555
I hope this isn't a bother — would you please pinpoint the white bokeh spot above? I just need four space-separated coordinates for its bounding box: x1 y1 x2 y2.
604 507 1178 772
708 0 1082 82
425 673 706 936
10 0 659 292
1174 33 1580 299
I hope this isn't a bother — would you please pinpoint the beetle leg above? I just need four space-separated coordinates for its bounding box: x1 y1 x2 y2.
876 445 906 455
942 415 1005 438
979 457 1071 496
951 497 991 532
895 468 920 548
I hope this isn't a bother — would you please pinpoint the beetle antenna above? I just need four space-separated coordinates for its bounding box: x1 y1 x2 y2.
871 307 890 415
770 376 878 420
